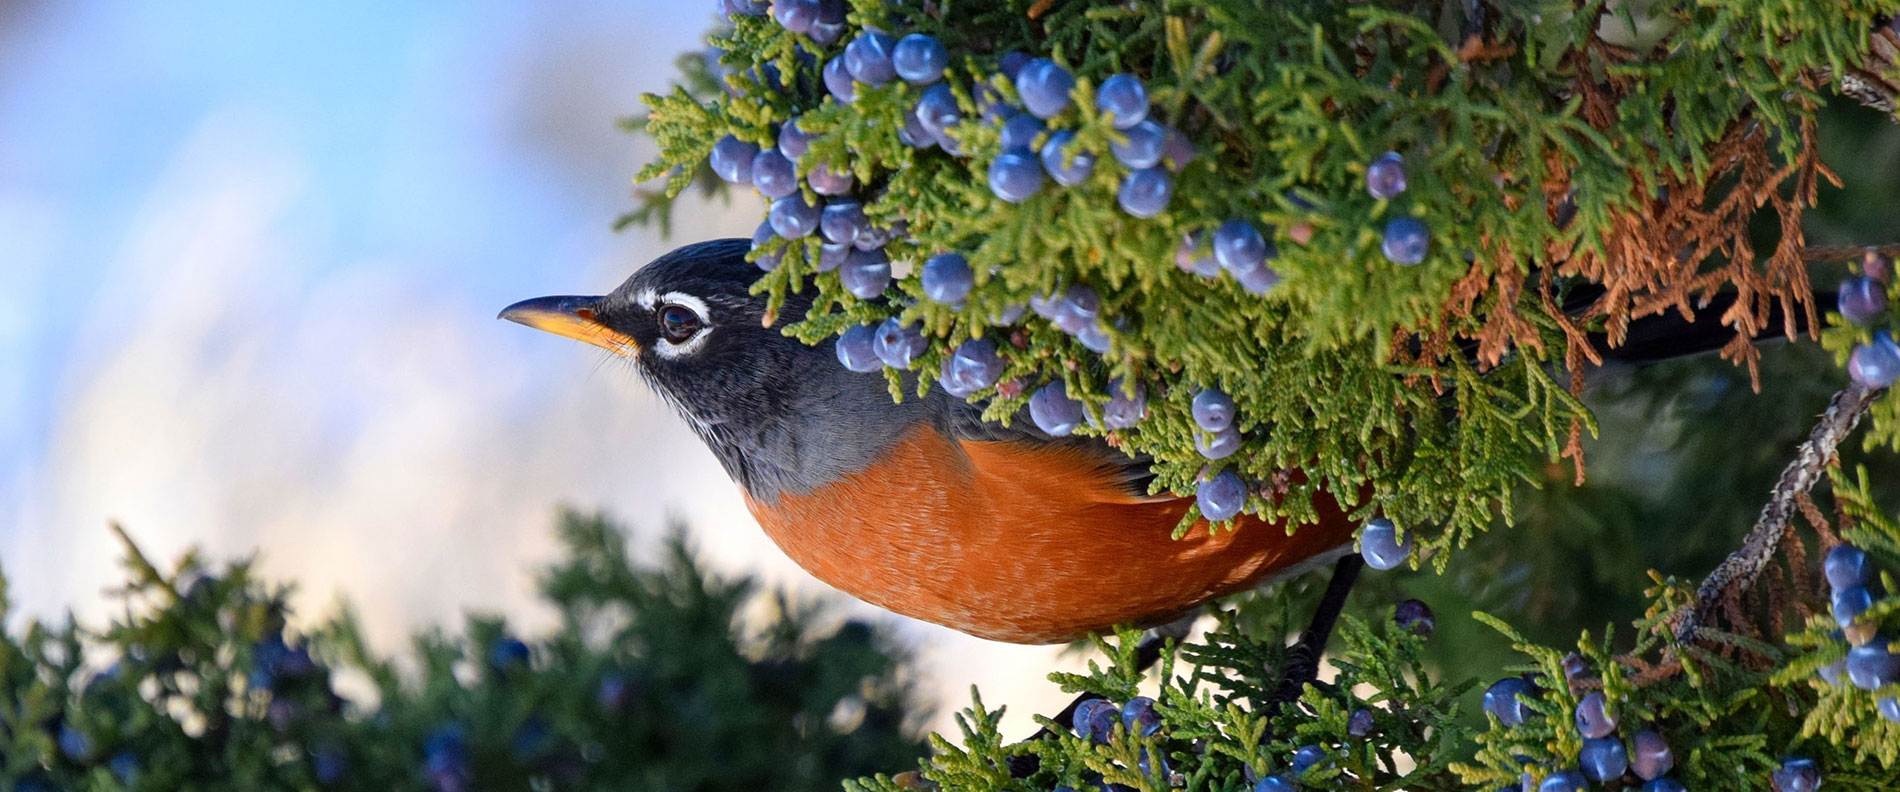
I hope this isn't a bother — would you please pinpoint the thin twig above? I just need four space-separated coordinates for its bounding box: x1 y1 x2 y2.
1674 384 1883 644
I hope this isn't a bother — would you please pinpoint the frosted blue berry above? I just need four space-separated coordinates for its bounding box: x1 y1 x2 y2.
807 162 855 195
913 83 961 135
1122 696 1161 736
1838 275 1886 324
807 0 846 45
489 636 531 671
779 117 817 160
1253 776 1296 792
855 219 903 251
772 0 819 33
1190 388 1234 431
1072 698 1114 742
1366 151 1407 199
1849 331 1900 388
1825 544 1872 589
58 725 92 761
1347 709 1375 736
1290 745 1326 775
1096 74 1148 129
820 200 869 246
1197 470 1247 521
1232 259 1282 296
990 303 1027 326
1075 323 1111 354
1394 598 1435 636
721 0 770 18
873 318 927 369
750 221 781 271
1483 677 1536 726
1196 426 1241 459
898 109 936 148
1574 691 1615 738
998 51 1031 80
1382 217 1430 266
1360 517 1411 570
1847 639 1899 690
752 148 798 198
1176 232 1219 277
1630 731 1673 780
817 240 850 272
892 34 948 84
823 56 856 103
844 31 898 86
110 752 141 784
836 324 881 372
838 248 891 298
941 338 1005 396
1642 781 1686 792
1562 652 1590 681
1833 583 1874 628
1213 219 1267 273
1110 120 1166 169
1580 738 1628 783
1040 130 1096 187
1819 656 1847 685
1162 127 1196 172
1138 748 1169 778
710 135 759 183
1052 284 1100 334
1882 696 1900 723
1771 757 1820 792
999 112 1046 153
989 152 1044 203
1016 57 1075 119
1030 381 1086 436
1102 378 1147 429
922 253 974 306
1538 771 1589 792
769 194 821 238
1117 167 1173 218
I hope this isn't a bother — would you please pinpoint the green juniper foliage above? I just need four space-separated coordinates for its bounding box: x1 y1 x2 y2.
0 512 924 791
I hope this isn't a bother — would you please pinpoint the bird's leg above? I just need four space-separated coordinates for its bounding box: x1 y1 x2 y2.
1005 612 1200 778
1267 554 1365 711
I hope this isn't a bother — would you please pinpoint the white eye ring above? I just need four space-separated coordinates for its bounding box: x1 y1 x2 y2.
651 291 711 359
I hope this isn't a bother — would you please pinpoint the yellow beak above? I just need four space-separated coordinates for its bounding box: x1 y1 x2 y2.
498 295 640 356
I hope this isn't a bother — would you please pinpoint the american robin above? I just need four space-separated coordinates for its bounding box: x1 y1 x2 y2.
502 238 1823 644
501 238 1359 644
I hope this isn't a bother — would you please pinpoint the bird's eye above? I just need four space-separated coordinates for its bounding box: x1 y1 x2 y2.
658 303 705 344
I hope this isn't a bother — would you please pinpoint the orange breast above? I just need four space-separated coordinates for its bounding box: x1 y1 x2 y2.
744 424 1358 644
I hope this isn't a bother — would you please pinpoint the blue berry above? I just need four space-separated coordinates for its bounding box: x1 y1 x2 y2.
1366 151 1408 199
1347 709 1375 736
598 674 636 712
892 34 948 84
1110 120 1166 169
769 193 822 238
710 135 760 183
1252 776 1296 792
109 752 140 784
1031 381 1086 436
1162 127 1197 172
752 148 799 198
1838 276 1886 324
899 108 936 148
1075 323 1112 354
1196 426 1241 459
1096 74 1148 129
988 152 1044 203
1138 748 1169 778
1825 545 1872 589
998 51 1031 80
1117 167 1173 218
1016 57 1075 119
1580 737 1628 783
750 221 781 271
839 248 892 298
1819 656 1847 685
489 637 531 671
1642 780 1687 792
1102 378 1147 429
990 303 1027 326
1771 756 1821 792
1562 652 1590 681
913 82 960 135
1040 130 1096 187
836 324 882 372
1176 232 1219 277
820 200 869 246
1882 696 1900 723
1849 331 1900 388
1538 771 1589 792
844 31 898 86
1832 583 1874 628
1122 696 1161 736
1190 388 1234 431
807 0 847 45
1214 218 1267 273
1574 691 1615 738
817 240 850 271
1197 470 1247 521
772 0 819 33
1382 217 1431 266
854 219 903 251
58 725 92 761
940 339 1005 397
1232 258 1282 296
1847 639 1899 690
1052 284 1100 334
1394 598 1435 636
722 0 770 18
1630 731 1673 780
921 253 974 306
1073 698 1119 743
1483 677 1537 726
807 162 855 195
779 117 817 160
1360 517 1411 570
873 318 927 369
823 56 856 103
999 112 1047 153
1290 745 1326 775
423 725 470 788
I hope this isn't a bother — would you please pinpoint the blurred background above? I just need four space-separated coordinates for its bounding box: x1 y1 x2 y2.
2 0 1897 746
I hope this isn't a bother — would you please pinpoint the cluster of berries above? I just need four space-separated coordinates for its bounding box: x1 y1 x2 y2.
1482 659 1691 791
1818 543 1900 722
1249 744 1333 791
1069 696 1175 782
1840 250 1898 388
